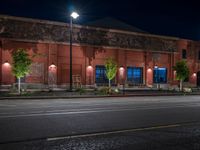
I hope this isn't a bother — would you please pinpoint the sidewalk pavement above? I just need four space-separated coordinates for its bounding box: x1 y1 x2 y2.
0 90 200 100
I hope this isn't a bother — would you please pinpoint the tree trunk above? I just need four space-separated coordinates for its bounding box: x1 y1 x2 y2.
108 80 111 94
180 79 183 91
18 77 21 94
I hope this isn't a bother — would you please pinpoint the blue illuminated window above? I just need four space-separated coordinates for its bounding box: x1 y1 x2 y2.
95 65 108 84
153 67 167 83
127 67 143 84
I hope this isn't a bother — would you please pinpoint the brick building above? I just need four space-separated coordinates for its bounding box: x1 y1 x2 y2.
0 15 200 89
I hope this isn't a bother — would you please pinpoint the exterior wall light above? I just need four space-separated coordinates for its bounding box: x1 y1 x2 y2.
87 65 93 70
119 66 125 77
86 65 93 85
49 63 56 69
193 73 197 77
87 65 93 74
3 61 10 67
147 67 152 72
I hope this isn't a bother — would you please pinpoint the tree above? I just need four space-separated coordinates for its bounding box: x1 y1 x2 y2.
173 60 189 91
12 48 32 94
105 58 117 90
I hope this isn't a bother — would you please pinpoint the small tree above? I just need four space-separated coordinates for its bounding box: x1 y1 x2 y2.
173 60 189 91
105 58 117 90
12 48 32 94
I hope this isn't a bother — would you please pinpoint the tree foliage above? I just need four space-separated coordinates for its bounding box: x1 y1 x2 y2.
173 60 189 91
105 58 117 88
12 48 32 78
173 60 189 81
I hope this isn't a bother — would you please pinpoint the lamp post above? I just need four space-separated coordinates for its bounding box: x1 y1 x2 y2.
154 65 159 89
69 12 79 91
119 66 125 95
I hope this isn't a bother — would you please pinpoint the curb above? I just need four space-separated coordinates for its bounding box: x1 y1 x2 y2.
0 92 198 100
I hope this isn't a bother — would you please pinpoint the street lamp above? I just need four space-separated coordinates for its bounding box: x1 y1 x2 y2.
69 11 79 91
119 66 125 95
154 65 159 89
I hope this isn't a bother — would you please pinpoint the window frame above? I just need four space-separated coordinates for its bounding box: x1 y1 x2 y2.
182 49 187 59
95 65 108 84
127 67 143 84
153 67 167 84
95 65 115 85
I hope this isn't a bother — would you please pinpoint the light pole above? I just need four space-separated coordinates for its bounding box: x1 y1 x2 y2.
154 65 159 89
69 12 79 91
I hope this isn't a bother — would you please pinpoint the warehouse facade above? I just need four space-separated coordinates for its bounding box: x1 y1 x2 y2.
0 15 200 89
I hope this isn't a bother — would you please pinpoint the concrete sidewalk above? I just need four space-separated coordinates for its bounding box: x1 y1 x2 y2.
0 90 199 100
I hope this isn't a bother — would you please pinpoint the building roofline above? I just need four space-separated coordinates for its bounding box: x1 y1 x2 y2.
0 14 181 41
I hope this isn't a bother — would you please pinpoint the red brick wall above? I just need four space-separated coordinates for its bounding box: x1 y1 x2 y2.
0 39 199 87
177 40 198 86
57 45 86 85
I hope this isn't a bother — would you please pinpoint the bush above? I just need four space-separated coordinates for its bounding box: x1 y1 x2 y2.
113 88 119 93
76 87 86 95
183 87 192 93
97 87 110 95
96 87 120 95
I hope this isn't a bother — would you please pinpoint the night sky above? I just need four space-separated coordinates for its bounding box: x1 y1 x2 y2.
0 0 199 40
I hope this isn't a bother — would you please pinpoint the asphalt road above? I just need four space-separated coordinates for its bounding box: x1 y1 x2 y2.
1 96 200 150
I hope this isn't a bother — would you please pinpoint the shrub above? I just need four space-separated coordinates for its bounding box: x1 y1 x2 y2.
97 87 110 95
96 87 120 95
76 87 86 95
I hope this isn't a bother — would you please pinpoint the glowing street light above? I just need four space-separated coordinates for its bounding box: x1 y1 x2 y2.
71 12 79 19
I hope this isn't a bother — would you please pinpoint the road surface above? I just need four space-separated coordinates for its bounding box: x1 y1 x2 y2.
0 96 200 149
